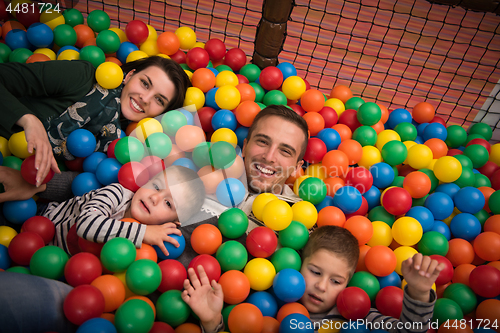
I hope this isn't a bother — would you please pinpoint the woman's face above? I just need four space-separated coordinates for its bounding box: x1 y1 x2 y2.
120 66 176 122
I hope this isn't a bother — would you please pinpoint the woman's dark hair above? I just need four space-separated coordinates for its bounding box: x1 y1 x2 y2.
121 56 191 111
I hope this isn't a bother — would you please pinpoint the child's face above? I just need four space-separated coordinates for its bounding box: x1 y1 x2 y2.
129 172 178 225
300 249 352 314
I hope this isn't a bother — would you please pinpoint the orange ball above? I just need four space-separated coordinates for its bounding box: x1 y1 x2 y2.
473 231 500 261
235 101 261 127
356 244 371 272
218 270 251 304
175 323 201 333
322 150 349 178
157 31 180 55
302 112 325 136
26 53 51 63
364 245 397 277
190 224 222 255
276 302 310 323
487 261 500 271
100 312 115 324
285 167 304 186
74 24 96 48
106 57 122 66
83 37 97 47
300 89 324 113
317 206 346 228
371 120 385 134
452 264 476 286
125 122 138 136
2 21 26 40
378 104 389 124
323 176 345 197
329 85 353 104
228 303 263 333
91 274 126 312
344 216 373 246
484 214 500 234
136 243 158 262
236 83 256 103
126 295 156 318
191 68 216 93
331 123 352 141
412 102 435 124
475 299 500 333
446 238 474 267
479 187 496 213
424 138 448 159
197 165 224 194
402 171 431 198
226 155 245 179
338 139 363 165
261 316 280 333
175 125 206 152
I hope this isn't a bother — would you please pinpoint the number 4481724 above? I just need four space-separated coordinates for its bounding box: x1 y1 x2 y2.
444 319 498 330
5 2 61 14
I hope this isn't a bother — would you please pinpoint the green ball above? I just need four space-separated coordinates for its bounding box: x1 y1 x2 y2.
9 48 33 63
215 64 233 72
156 290 191 327
418 231 449 256
348 271 380 302
368 206 395 226
279 221 309 250
489 190 500 215
53 24 77 47
474 209 490 226
126 259 162 295
180 63 191 71
263 90 287 106
100 237 136 272
249 82 265 103
394 122 417 142
298 177 327 205
412 194 428 207
30 246 68 280
87 10 111 33
209 141 236 169
463 144 489 169
357 102 381 126
161 110 187 137
0 43 12 63
270 247 302 272
352 126 377 147
96 29 121 54
474 173 491 188
445 125 467 148
6 266 31 274
114 136 145 164
443 283 477 315
215 240 248 271
2 156 23 170
468 123 492 141
419 169 439 192
454 155 473 170
192 142 212 168
63 8 84 27
453 167 475 188
239 63 261 82
222 304 236 330
80 45 106 68
115 299 155 333
381 141 408 166
390 176 405 188
432 298 463 327
217 208 248 239
345 97 365 111
145 132 172 159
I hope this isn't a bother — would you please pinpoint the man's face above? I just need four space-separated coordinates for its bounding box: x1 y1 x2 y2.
242 115 305 194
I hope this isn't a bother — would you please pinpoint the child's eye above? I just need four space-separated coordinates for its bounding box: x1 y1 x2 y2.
165 200 172 208
331 279 341 285
153 183 160 191
310 269 320 275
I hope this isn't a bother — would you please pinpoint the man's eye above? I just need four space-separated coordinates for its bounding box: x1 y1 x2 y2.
281 149 292 156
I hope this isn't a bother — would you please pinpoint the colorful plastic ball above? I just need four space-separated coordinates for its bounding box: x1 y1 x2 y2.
469 265 500 299
298 176 327 205
376 271 402 290
392 216 423 246
64 284 105 326
100 237 136 273
157 259 187 293
381 141 407 166
417 231 449 256
270 247 302 272
452 186 485 215
261 199 293 231
351 125 376 147
188 254 222 283
381 187 412 216
125 20 149 45
299 89 323 113
218 270 251 304
116 41 138 64
214 85 240 110
86 10 110 32
244 258 276 291
375 286 404 319
449 213 481 242
432 298 464 327
0 226 17 248
188 224 221 255
365 246 397 277
336 286 371 320
247 291 278 318
291 201 318 230
394 122 418 142
228 303 264 333
90 274 126 313
217 208 248 239
344 167 373 195
424 192 454 220
333 186 362 214
215 240 248 271
215 178 246 207
114 298 155 333
463 144 489 169
20 154 54 186
393 246 418 275
94 61 123 89
20 216 54 245
357 102 381 126
211 110 237 132
64 252 102 287
224 47 247 72
272 268 306 303
26 23 53 48
204 38 226 61
175 125 206 152
238 64 259 83
429 255 454 285
403 171 431 199
185 47 209 70
468 122 493 141
53 24 77 48
70 172 100 196
474 231 500 262
411 102 435 123
94 157 121 185
153 233 185 261
406 144 433 169
281 76 306 101
156 290 190 327
433 156 463 184
358 145 383 169
126 259 162 295
367 221 393 247
29 245 68 280
75 317 117 333
8 131 31 159
2 198 37 225
386 108 412 129
369 162 395 189
422 122 447 142
66 129 96 158
8 231 45 266
246 226 278 258
444 125 467 148
316 128 341 152
442 283 477 316
9 47 33 63
278 221 309 251
5 28 32 51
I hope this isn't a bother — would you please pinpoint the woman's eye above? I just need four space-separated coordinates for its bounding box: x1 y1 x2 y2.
141 79 149 88
156 96 165 106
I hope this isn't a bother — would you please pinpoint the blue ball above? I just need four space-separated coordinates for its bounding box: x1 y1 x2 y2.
386 108 412 129
154 233 185 260
95 158 122 186
315 195 334 212
0 151 3 166
57 45 79 56
205 87 220 110
207 67 219 76
363 186 381 211
5 29 32 50
0 244 11 270
424 192 454 220
76 317 117 333
72 172 102 196
216 178 246 207
67 129 97 158
450 213 481 242
435 183 460 199
406 206 435 232
377 270 402 289
332 186 362 214
247 291 278 318
116 41 139 64
431 221 451 241
317 128 341 151
414 135 424 144
273 268 306 303
3 198 37 224
83 152 108 174
417 123 429 137
172 157 198 171
280 313 314 333
422 122 447 141
179 108 194 125
235 126 249 148
370 162 395 189
277 62 297 80
211 109 237 131
453 186 485 215
26 23 54 48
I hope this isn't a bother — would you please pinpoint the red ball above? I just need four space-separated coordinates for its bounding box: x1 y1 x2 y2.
477 161 499 179
106 139 119 158
259 66 283 91
339 109 361 132
469 265 500 298
188 254 222 282
65 157 85 172
8 231 45 266
63 285 105 325
224 48 247 72
21 216 55 244
158 259 187 292
491 169 500 191
245 226 278 258
125 20 149 45
21 155 55 186
375 286 404 319
318 106 339 128
345 196 369 219
141 155 165 179
430 116 446 126
16 5 41 28
447 149 463 156
150 322 175 333
64 252 102 287
381 187 412 216
204 38 226 61
186 47 210 71
336 286 371 320
303 138 327 164
466 138 491 154
344 167 373 194
170 49 187 64
429 255 454 286
77 237 104 257
289 104 305 117
236 74 249 84
198 106 217 133
118 161 149 192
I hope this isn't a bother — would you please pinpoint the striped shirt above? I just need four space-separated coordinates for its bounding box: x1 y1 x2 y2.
43 183 146 254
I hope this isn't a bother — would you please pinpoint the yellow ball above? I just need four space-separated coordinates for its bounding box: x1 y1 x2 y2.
157 54 171 59
139 39 159 56
442 211 457 226
243 258 276 291
282 76 306 101
293 175 311 196
126 50 148 63
183 86 205 110
392 216 423 246
380 186 395 203
215 71 239 87
211 128 237 147
40 10 65 30
367 221 393 247
114 271 137 299
175 26 197 50
95 62 123 89
358 145 382 169
34 48 56 60
402 141 417 164
426 158 437 170
305 163 327 180
292 201 318 229
193 42 205 49
376 130 401 150
490 143 500 166
135 118 163 143
324 98 345 116
433 156 462 183
57 49 80 61
394 246 418 275
215 86 241 110
252 194 278 221
184 70 193 80
407 144 433 170
262 200 293 231
146 25 157 40
8 131 33 159
0 226 18 247
0 136 11 157
109 28 128 43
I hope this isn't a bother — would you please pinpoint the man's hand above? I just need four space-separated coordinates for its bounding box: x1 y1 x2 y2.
401 253 445 302
0 166 46 203
142 222 181 256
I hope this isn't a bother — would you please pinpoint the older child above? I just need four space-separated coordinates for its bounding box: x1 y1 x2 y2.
183 225 444 333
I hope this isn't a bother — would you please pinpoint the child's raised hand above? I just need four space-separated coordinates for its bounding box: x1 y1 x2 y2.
181 265 224 333
401 253 446 302
143 222 181 256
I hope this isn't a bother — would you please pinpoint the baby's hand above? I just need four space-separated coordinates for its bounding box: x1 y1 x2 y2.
143 222 181 256
401 253 445 302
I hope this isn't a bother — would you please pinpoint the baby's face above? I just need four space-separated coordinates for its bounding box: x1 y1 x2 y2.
299 249 352 314
129 173 178 225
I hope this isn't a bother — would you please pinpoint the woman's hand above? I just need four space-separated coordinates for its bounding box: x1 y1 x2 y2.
143 222 181 256
17 114 60 186
0 166 46 203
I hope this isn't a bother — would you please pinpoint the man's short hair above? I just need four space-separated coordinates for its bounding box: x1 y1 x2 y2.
246 105 309 162
301 226 360 280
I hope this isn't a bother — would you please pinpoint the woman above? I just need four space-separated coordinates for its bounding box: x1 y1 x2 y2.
0 56 190 186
